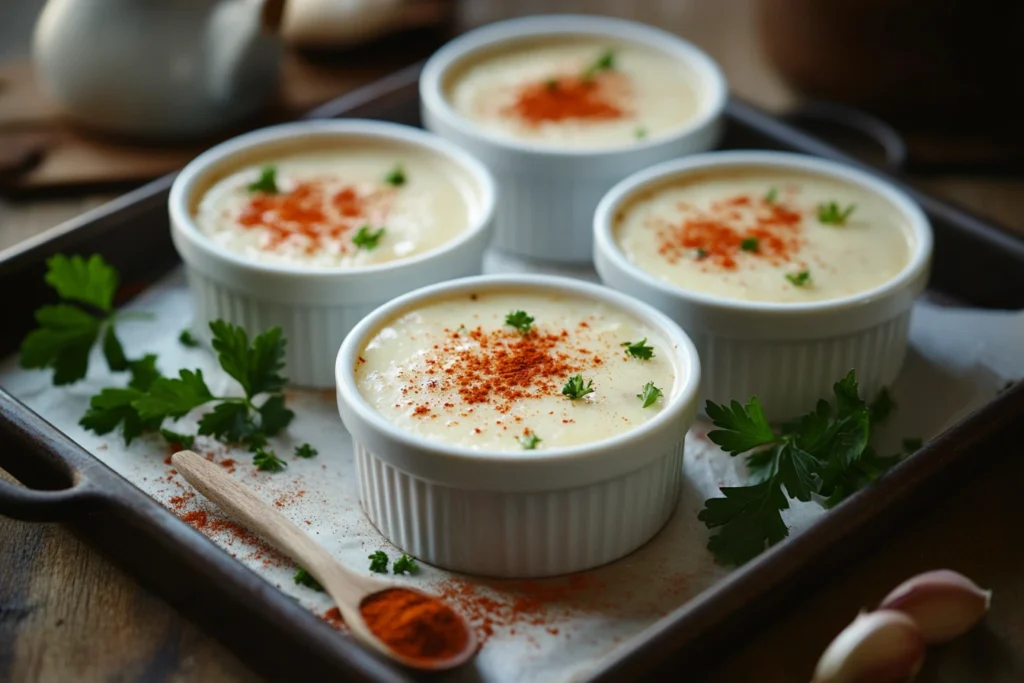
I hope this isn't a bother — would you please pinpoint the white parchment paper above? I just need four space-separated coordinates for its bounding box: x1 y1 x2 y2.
1 257 1021 683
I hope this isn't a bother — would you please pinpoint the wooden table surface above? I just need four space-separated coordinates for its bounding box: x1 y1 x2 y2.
2 1 1023 682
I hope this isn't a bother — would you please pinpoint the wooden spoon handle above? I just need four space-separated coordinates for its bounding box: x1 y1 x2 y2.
171 450 374 604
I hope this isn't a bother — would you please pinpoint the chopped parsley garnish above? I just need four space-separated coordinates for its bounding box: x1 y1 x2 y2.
698 370 906 565
637 382 663 408
253 447 287 472
621 338 654 360
694 248 709 260
294 567 324 592
295 443 318 459
392 554 419 575
505 310 535 335
818 201 856 225
764 187 779 204
562 374 595 401
581 49 616 81
634 126 648 140
352 226 385 250
740 237 759 253
178 329 199 348
786 270 811 287
383 164 406 186
160 428 195 449
519 431 542 450
247 166 278 194
368 550 389 574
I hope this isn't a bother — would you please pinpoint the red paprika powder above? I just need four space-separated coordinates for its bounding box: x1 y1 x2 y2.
360 588 470 664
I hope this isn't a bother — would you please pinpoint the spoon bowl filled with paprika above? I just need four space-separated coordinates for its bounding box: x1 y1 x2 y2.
170 450 478 671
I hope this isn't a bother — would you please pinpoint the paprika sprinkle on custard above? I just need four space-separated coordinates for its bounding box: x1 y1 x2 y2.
360 588 470 664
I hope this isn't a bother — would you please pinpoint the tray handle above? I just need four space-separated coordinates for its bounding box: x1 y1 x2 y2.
0 473 103 522
782 100 909 173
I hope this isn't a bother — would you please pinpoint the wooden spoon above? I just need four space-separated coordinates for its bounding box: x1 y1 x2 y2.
171 450 477 671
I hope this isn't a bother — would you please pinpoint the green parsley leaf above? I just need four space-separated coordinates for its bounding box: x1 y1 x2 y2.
19 305 101 385
764 188 778 204
293 567 324 592
368 550 389 574
704 397 777 455
817 201 856 225
79 387 161 445
562 374 595 401
179 329 200 348
621 338 654 360
197 401 254 443
210 321 287 398
352 226 386 250
252 447 287 472
392 553 419 575
582 49 615 81
102 326 129 371
786 270 811 287
740 237 759 253
694 248 709 260
257 394 294 436
295 443 318 458
160 428 195 449
637 381 663 408
698 480 789 566
127 354 161 391
133 369 214 420
504 310 535 335
383 164 406 186
44 254 118 313
518 431 541 450
247 166 278 194
869 387 896 423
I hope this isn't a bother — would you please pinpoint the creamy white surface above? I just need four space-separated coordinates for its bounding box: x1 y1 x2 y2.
447 39 701 149
195 146 474 267
355 291 679 450
614 169 914 303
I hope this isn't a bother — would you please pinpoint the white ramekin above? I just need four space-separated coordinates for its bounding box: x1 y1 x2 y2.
169 119 496 388
335 274 701 578
595 151 933 421
420 15 727 264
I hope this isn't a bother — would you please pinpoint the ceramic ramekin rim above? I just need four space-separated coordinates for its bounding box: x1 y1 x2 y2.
336 273 701 472
419 14 728 158
168 119 497 281
593 149 934 317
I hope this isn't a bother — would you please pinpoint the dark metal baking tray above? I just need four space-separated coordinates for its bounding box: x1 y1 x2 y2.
2 62 1024 681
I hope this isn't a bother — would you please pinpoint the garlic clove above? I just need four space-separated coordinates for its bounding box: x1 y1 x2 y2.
812 610 925 683
878 568 992 644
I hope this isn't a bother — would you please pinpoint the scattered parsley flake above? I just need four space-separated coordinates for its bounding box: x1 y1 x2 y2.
247 166 278 194
368 550 389 574
295 443 318 459
353 226 385 250
818 201 856 225
581 49 616 81
294 567 324 592
253 447 287 473
392 554 419 575
178 329 199 348
786 270 811 287
694 248 709 260
637 382 663 408
562 374 595 401
519 431 542 450
384 164 406 186
621 338 654 360
504 310 535 335
741 237 759 253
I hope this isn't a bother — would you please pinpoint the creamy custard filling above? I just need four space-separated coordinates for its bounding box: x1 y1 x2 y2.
446 38 701 148
355 291 679 451
614 169 914 303
195 145 474 267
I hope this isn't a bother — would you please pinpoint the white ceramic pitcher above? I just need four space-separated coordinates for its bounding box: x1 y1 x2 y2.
33 0 286 139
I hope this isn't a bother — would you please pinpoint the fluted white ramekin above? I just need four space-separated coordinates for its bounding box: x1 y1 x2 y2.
336 275 701 578
420 15 727 263
169 119 496 388
594 151 933 421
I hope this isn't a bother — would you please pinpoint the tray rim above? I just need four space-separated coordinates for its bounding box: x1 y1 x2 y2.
2 63 1024 682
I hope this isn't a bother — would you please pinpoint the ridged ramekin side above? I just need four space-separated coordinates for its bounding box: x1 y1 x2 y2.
353 439 684 578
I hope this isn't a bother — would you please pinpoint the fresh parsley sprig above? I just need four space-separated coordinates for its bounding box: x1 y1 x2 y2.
637 382 663 408
253 447 287 472
19 255 151 386
518 431 541 450
698 371 904 566
368 550 389 573
786 270 811 288
392 554 419 575
295 443 318 459
505 310 534 335
248 166 279 194
294 567 324 592
621 338 654 360
562 374 595 401
353 226 385 250
818 201 855 225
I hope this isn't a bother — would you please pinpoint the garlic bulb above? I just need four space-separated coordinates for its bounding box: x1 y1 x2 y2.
879 569 991 644
812 610 925 683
